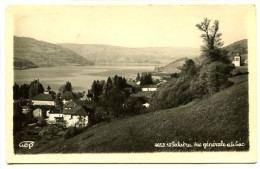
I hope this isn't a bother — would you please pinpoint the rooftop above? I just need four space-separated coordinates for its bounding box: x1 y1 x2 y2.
142 85 158 88
31 93 54 101
62 105 88 116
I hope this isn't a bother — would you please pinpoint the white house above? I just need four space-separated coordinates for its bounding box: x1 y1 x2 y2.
63 105 89 128
31 92 55 106
141 85 158 91
143 103 150 108
33 108 43 118
21 105 31 114
48 101 89 128
232 54 241 67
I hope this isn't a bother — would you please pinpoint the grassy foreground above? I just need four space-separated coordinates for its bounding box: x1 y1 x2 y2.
44 74 249 153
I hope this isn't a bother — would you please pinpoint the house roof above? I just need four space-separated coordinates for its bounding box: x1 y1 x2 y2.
63 100 77 108
142 85 158 88
31 93 54 101
62 91 77 100
127 81 136 87
62 105 88 116
49 107 63 114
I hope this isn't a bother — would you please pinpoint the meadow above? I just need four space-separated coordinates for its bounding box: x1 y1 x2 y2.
41 74 249 153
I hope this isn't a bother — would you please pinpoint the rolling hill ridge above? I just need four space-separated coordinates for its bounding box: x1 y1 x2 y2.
57 43 200 64
14 36 94 69
160 39 248 73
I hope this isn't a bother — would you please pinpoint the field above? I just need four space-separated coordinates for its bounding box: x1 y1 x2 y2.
37 74 249 153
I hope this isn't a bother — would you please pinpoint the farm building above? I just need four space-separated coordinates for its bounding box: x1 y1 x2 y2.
48 100 90 128
141 85 158 91
48 108 63 123
62 105 89 128
21 105 32 114
33 108 43 118
232 54 241 67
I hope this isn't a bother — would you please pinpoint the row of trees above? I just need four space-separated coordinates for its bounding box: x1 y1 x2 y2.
136 72 154 86
13 80 77 106
89 75 146 123
13 80 46 100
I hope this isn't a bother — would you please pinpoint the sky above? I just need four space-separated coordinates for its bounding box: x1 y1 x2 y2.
12 5 254 48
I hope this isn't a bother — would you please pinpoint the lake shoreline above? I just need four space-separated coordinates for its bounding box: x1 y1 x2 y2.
14 65 156 92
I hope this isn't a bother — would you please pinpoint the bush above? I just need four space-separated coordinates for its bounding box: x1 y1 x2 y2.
37 117 47 127
193 62 234 95
89 111 104 125
63 130 71 140
63 127 82 140
150 77 194 111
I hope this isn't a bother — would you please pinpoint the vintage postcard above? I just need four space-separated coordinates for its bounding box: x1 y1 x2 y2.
5 5 257 163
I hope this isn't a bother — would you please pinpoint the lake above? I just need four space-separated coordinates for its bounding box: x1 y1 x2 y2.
14 65 155 92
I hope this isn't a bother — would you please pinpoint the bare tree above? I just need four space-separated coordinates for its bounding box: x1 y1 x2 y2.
196 18 229 63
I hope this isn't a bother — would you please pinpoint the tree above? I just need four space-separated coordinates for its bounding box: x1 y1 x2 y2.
64 81 72 93
20 84 30 99
196 18 230 64
113 75 126 90
136 73 141 82
59 81 73 94
29 80 44 98
196 18 234 94
13 83 20 100
100 76 125 121
55 92 63 107
91 80 104 102
179 59 198 78
140 73 153 86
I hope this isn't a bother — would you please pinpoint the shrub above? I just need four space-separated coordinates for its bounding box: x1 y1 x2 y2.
63 130 71 140
196 62 234 95
63 127 83 140
89 111 104 125
37 117 47 127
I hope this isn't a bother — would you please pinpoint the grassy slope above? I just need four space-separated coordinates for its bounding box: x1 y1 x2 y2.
44 74 248 153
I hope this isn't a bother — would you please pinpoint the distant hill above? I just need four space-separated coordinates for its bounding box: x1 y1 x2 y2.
160 57 187 73
161 39 248 73
224 39 248 64
57 43 200 65
224 39 248 56
14 36 94 69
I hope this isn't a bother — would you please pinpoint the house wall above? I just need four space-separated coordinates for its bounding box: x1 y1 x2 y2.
142 88 158 91
232 56 241 67
49 113 63 122
32 100 55 106
63 114 88 128
33 109 42 118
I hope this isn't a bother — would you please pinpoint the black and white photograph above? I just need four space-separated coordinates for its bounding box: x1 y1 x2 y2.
4 4 257 163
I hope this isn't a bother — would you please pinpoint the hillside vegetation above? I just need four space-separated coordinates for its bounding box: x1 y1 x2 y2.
42 74 248 153
224 39 247 57
160 39 248 74
57 43 200 64
14 36 94 69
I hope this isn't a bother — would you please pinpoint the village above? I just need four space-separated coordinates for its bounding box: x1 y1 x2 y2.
13 64 177 150
13 51 246 154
